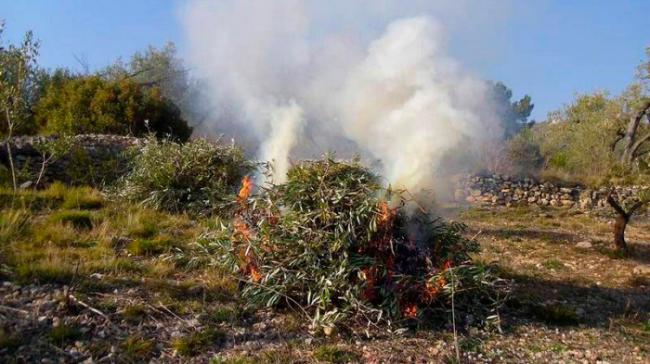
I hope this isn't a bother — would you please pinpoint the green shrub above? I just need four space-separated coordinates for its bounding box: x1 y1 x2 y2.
115 137 253 216
35 75 192 141
212 157 502 328
507 127 543 176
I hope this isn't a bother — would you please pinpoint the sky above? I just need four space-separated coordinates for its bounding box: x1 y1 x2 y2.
1 0 648 121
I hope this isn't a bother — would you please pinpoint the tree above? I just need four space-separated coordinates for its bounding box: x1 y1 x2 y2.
612 50 650 165
488 82 534 139
535 92 620 182
0 22 40 190
606 189 650 254
35 75 192 141
101 43 209 128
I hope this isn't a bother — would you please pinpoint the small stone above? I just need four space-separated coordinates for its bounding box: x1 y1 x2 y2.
632 266 650 276
576 241 592 249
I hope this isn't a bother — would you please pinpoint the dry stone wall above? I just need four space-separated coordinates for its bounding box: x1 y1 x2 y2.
0 134 144 186
456 174 649 211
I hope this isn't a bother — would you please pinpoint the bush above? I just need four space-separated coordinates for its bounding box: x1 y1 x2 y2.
210 157 504 329
35 75 192 141
507 127 543 176
115 136 253 216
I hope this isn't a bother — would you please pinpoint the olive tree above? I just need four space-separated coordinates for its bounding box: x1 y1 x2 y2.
0 22 39 190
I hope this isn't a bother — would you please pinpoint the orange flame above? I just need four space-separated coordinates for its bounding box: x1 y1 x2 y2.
233 218 251 241
238 176 253 202
250 266 262 282
403 304 418 319
378 200 395 225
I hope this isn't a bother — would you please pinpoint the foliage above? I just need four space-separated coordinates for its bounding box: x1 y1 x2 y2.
313 345 360 363
34 75 192 140
488 81 534 139
172 328 225 357
0 22 41 137
208 157 505 329
506 127 544 176
114 136 253 216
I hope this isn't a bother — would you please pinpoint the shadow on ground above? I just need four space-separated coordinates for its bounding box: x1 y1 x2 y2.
497 267 650 329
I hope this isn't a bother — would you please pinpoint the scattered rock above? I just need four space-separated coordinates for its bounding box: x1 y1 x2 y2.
576 241 593 249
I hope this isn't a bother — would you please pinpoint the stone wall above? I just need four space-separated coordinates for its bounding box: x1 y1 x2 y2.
0 134 144 186
456 174 649 210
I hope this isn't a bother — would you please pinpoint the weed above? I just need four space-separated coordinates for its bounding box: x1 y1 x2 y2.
531 303 580 325
0 209 30 244
61 187 104 209
51 210 94 230
15 264 75 285
122 304 147 323
549 343 568 354
210 306 235 323
172 328 226 357
542 259 565 270
32 222 78 247
0 328 24 352
628 275 650 287
127 236 175 256
48 324 82 345
210 356 256 364
313 345 360 364
120 335 155 361
459 337 482 353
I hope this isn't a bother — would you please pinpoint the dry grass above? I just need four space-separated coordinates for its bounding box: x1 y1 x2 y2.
2 186 649 363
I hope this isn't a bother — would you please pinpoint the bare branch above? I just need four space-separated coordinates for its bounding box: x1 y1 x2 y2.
606 190 628 219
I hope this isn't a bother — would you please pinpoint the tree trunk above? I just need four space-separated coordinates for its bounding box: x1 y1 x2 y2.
607 189 649 255
612 214 629 254
621 100 650 164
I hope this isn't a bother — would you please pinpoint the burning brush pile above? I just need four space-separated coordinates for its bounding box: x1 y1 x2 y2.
208 157 506 330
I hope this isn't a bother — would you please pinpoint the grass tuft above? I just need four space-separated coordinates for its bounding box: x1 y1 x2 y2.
122 304 147 323
127 236 175 256
0 328 25 352
51 210 94 230
48 324 82 345
120 335 155 361
531 303 580 326
172 328 226 357
313 345 360 364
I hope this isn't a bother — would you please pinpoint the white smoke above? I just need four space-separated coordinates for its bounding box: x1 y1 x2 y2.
259 101 305 183
337 17 490 191
181 1 502 193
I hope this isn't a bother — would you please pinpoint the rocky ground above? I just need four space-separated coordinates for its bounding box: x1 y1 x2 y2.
1 201 649 363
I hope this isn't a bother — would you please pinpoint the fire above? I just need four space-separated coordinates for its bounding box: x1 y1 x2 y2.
249 266 263 282
378 200 395 225
403 304 418 319
238 176 253 202
233 218 251 241
422 275 446 302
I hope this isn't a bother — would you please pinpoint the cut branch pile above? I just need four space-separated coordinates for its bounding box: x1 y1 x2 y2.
206 157 506 330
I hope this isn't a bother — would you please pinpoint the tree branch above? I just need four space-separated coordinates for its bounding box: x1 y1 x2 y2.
611 129 625 151
606 190 628 219
630 132 650 159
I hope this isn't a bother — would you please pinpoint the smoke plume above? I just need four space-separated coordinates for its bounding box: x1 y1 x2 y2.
182 0 502 193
